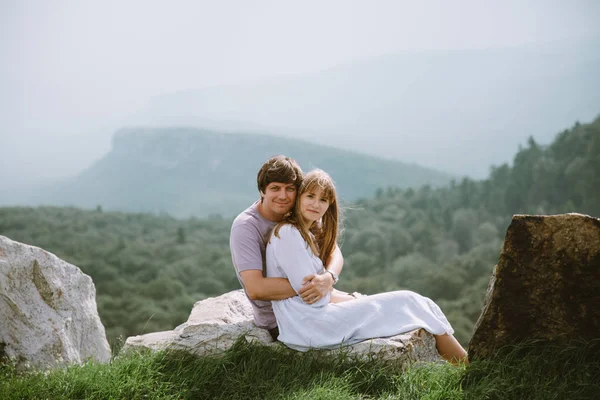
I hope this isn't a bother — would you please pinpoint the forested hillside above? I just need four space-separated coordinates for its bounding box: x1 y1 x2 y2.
339 116 599 339
1 116 598 346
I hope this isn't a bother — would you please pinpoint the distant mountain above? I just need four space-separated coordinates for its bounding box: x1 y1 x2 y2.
129 36 600 178
25 127 453 218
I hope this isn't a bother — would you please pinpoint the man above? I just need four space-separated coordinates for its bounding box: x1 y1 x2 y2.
230 155 344 340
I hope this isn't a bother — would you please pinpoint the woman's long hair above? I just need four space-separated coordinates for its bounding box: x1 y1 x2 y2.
273 169 340 266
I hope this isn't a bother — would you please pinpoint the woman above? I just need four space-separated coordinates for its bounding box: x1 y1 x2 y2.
266 169 468 364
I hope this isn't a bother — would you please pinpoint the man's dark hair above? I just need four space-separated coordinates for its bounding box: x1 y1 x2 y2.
257 155 303 194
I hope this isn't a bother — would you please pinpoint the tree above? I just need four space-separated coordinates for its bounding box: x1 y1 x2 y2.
177 227 186 244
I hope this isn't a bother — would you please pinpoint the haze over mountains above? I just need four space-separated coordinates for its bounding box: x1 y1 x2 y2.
129 36 600 178
4 128 454 218
2 36 598 215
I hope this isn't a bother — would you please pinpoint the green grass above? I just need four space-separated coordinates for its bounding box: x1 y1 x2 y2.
462 339 600 400
1 339 598 400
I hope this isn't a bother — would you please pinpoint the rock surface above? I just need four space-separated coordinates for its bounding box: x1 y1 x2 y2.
124 289 272 355
124 290 441 364
0 235 111 369
468 213 600 360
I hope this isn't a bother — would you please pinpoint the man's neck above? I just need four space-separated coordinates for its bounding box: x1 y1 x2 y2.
257 201 284 223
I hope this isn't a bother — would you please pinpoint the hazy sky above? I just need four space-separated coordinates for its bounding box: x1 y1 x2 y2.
2 0 600 182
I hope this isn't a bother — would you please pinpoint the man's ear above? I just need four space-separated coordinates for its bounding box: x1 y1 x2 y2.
259 191 265 202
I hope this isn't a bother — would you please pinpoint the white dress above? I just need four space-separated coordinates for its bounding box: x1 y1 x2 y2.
266 224 454 351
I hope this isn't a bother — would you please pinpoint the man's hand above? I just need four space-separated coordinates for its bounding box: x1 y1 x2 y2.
298 273 334 304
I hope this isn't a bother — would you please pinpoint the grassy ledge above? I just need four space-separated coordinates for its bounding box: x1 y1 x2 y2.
1 338 598 400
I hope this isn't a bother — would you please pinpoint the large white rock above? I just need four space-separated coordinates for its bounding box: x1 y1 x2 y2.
0 235 111 369
124 290 441 364
124 289 273 355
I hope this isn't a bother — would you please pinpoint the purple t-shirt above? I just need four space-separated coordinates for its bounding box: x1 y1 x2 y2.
230 201 278 329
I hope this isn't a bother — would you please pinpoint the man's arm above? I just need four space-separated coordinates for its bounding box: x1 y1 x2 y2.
298 244 344 302
232 221 317 302
241 269 326 304
231 222 299 301
240 247 343 304
231 220 336 305
239 270 297 301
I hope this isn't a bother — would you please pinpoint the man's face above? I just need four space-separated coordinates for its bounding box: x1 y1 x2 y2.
260 182 297 221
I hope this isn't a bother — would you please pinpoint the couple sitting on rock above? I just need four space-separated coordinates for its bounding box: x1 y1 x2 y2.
230 155 468 364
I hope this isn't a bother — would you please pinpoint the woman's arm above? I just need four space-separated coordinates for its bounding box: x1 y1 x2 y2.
269 225 330 307
327 245 344 277
298 244 343 301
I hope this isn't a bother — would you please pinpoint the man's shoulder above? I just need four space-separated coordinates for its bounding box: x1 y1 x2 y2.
232 202 260 230
231 201 275 238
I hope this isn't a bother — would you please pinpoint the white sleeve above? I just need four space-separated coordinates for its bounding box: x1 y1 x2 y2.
269 224 330 307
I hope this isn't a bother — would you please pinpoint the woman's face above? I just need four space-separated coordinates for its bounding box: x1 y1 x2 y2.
299 186 330 223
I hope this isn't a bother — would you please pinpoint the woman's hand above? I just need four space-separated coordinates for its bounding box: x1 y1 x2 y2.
298 273 333 304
